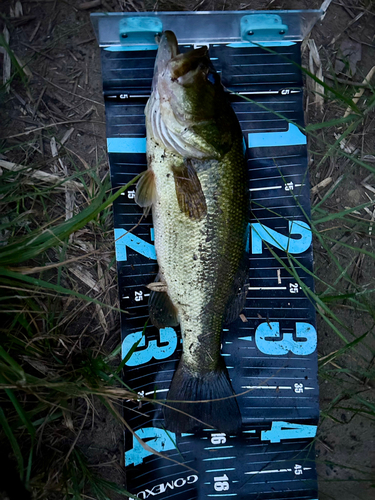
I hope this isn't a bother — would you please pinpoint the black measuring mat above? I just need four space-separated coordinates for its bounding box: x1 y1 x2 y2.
100 37 318 500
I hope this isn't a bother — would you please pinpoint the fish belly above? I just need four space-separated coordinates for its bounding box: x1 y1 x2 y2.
148 137 247 373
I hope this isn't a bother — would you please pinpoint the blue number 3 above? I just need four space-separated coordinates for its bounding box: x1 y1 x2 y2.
255 322 317 356
122 327 178 366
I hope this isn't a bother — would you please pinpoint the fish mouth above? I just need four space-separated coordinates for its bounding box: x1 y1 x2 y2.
153 31 179 77
154 31 210 85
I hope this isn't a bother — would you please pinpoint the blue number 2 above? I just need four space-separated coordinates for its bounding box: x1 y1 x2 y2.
122 327 177 366
251 220 312 255
255 322 317 356
114 228 156 262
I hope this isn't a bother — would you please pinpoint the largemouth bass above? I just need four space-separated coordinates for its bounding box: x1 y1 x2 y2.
135 31 249 434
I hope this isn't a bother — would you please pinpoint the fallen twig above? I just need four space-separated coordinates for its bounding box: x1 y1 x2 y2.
78 0 102 9
3 119 105 139
308 39 324 113
35 72 104 107
1 26 11 93
325 74 370 88
344 66 375 117
0 159 85 191
311 177 333 195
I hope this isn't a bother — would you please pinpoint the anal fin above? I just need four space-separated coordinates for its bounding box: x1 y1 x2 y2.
172 159 207 220
224 252 249 325
148 275 179 329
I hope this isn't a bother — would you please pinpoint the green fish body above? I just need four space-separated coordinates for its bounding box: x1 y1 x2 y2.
135 31 249 433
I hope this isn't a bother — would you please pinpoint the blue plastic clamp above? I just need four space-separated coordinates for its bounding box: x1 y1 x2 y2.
119 16 163 44
241 14 288 42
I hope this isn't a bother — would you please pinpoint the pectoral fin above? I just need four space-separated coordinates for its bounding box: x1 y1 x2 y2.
135 170 156 212
172 160 207 220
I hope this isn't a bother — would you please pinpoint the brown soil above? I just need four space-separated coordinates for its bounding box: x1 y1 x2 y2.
1 1 374 499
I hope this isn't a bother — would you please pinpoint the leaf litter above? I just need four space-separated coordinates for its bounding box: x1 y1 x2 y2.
0 1 375 499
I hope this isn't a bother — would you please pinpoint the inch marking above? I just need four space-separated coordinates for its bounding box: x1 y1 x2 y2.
249 185 282 192
248 286 286 290
107 137 146 153
242 385 292 390
206 468 236 473
144 389 168 396
251 173 303 182
236 89 300 96
210 433 226 444
204 446 234 450
294 465 313 474
248 124 306 148
285 181 304 191
246 468 292 475
203 456 236 462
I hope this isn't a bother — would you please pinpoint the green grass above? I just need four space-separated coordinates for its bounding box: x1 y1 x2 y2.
239 46 375 493
0 75 142 495
1 13 375 500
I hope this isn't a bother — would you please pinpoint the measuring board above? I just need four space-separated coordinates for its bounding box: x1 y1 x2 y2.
92 10 322 500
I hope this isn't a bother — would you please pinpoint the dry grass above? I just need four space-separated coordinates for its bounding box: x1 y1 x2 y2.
0 1 375 499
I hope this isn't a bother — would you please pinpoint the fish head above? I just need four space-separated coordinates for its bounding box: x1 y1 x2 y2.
154 31 222 124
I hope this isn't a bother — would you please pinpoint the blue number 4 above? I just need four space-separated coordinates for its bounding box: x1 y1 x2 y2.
261 421 317 443
126 427 176 467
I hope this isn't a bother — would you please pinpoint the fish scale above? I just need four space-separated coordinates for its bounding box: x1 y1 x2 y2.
150 137 248 371
141 33 250 423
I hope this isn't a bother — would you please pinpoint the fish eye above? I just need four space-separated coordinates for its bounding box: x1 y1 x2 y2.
206 72 216 85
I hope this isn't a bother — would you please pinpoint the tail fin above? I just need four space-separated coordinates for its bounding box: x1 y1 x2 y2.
163 357 241 434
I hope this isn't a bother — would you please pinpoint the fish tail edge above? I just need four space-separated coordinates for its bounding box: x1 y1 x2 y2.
163 358 241 434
